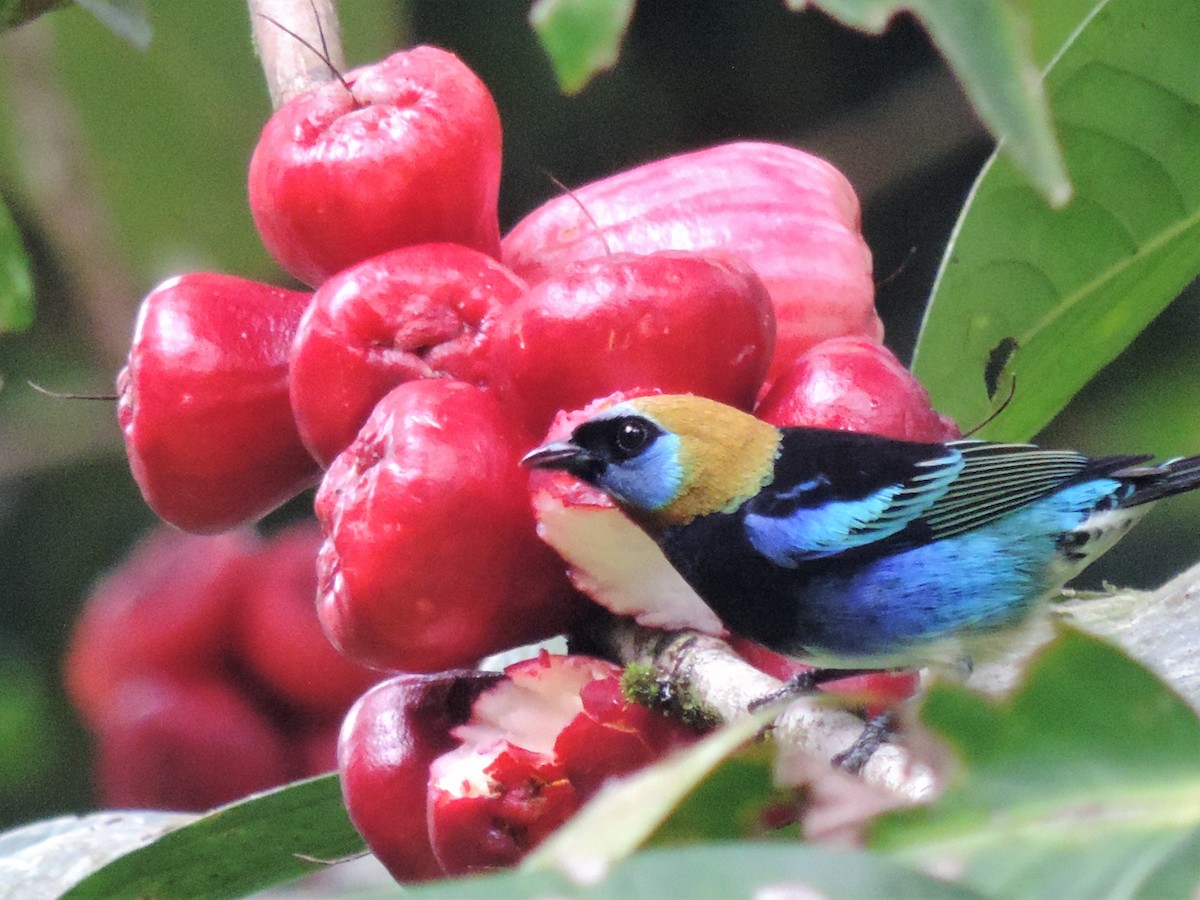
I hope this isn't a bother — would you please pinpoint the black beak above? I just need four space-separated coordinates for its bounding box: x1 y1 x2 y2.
520 441 590 470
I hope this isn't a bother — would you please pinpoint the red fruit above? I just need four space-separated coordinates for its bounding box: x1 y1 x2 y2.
554 675 697 799
502 141 879 384
235 521 384 717
489 251 775 436
94 675 291 811
429 744 577 874
755 336 960 441
64 527 258 727
427 654 612 874
249 46 503 287
338 671 499 882
528 393 725 635
289 243 527 465
428 654 699 874
118 273 320 533
315 380 587 671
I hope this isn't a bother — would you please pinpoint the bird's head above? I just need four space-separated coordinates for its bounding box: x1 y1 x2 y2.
521 394 781 530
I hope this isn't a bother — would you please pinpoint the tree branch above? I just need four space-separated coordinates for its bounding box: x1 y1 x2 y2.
597 619 939 802
247 0 344 109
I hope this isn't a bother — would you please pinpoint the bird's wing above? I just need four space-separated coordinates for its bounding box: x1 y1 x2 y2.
742 435 1098 566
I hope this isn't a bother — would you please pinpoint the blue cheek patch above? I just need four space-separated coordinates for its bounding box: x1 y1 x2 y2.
601 432 685 510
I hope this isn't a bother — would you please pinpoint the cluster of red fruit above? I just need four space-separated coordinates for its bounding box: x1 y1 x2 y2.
64 522 383 811
98 44 960 881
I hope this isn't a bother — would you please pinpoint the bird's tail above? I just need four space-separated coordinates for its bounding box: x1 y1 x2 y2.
1115 454 1200 507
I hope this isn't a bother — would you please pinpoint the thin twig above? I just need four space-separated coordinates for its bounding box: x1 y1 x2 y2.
247 0 345 108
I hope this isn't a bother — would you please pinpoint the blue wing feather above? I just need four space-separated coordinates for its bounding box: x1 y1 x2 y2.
741 436 1119 567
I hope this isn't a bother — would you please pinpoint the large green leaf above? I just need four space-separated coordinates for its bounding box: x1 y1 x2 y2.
404 842 980 899
911 0 1200 441
0 197 32 334
61 774 364 899
873 628 1200 898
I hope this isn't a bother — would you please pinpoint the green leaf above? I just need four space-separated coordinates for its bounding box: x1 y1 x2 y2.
523 708 773 877
530 0 635 94
0 197 33 334
61 774 365 899
405 842 980 899
75 0 151 49
873 628 1200 899
790 0 1070 205
649 744 787 845
911 0 1200 441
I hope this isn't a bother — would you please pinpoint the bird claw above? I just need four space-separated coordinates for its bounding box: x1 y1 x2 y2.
746 666 882 712
831 710 896 774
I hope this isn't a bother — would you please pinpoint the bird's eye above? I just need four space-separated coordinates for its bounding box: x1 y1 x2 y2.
612 417 655 458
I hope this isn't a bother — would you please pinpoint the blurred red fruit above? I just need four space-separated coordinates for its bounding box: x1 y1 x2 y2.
64 527 257 727
95 675 291 811
235 521 383 717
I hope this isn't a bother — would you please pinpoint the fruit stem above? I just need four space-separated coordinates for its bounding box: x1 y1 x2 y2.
248 0 345 109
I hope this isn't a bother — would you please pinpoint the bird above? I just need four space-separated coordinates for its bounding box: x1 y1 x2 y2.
521 393 1200 674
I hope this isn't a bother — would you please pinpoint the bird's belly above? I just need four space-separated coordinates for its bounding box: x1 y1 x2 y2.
675 517 1070 668
790 535 1053 664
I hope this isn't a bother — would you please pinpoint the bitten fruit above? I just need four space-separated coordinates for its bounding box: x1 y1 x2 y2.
338 671 501 883
427 653 699 874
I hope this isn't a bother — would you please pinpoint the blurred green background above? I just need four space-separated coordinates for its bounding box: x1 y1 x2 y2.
0 0 1196 829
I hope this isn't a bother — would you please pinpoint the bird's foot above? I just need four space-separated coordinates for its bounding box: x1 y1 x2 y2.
747 667 883 712
831 710 896 775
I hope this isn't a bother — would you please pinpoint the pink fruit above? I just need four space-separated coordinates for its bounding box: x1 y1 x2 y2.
235 521 384 717
315 380 587 671
489 251 775 436
502 141 879 384
338 671 499 882
755 336 959 441
249 46 503 286
289 243 527 466
118 273 320 533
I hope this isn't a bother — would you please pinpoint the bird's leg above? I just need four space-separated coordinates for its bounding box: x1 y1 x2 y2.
747 667 885 711
831 710 897 774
